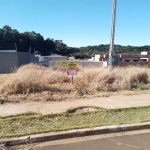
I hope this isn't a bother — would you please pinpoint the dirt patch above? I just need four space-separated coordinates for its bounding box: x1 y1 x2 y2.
1 89 150 105
0 91 76 104
67 107 100 114
75 107 99 113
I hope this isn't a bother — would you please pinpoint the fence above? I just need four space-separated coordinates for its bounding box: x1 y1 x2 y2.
119 62 150 67
49 61 103 68
0 52 38 73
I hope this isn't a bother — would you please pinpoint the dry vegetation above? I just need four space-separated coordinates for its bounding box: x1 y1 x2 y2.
0 64 150 103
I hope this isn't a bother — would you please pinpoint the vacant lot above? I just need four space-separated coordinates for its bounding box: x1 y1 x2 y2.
0 64 150 103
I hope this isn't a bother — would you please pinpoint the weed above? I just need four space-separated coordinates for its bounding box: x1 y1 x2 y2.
138 84 149 90
137 72 149 84
75 87 85 96
94 92 110 97
55 60 67 68
0 64 150 102
0 96 6 104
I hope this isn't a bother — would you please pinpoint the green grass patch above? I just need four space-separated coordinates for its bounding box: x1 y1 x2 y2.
0 111 40 119
137 84 150 90
0 96 7 104
1 106 150 138
55 60 67 68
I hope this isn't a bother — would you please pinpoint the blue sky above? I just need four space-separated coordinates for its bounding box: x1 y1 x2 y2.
0 0 150 47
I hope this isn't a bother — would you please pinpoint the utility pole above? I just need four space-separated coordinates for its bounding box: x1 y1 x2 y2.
109 0 117 71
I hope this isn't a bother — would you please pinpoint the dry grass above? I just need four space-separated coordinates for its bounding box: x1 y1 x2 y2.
0 64 150 103
0 64 70 94
74 66 150 94
0 74 10 84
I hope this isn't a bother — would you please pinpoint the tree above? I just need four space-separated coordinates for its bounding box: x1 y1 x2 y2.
0 25 150 58
43 38 55 55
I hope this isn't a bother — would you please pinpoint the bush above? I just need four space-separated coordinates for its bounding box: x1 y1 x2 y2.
55 60 67 68
0 64 70 94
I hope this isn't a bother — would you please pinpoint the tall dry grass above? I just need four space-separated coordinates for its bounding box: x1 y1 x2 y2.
74 67 150 94
0 64 150 96
0 64 70 94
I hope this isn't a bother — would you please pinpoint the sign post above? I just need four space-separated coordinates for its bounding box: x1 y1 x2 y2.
66 62 78 84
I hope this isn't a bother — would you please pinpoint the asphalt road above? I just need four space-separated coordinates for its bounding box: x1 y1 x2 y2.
9 130 150 150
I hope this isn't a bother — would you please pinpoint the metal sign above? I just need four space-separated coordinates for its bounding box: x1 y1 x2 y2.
67 61 78 69
67 69 77 75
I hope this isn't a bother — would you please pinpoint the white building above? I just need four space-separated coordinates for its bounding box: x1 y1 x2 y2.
35 55 49 67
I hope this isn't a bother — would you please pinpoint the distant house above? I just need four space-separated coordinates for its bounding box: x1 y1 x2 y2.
0 50 38 73
89 51 150 67
68 56 75 60
44 54 67 61
35 55 49 67
96 54 119 66
119 55 149 62
118 54 150 67
88 57 95 61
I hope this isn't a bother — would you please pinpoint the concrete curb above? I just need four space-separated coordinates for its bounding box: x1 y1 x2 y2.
1 122 150 146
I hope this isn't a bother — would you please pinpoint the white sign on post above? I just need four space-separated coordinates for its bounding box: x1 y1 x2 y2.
67 69 77 75
66 61 78 84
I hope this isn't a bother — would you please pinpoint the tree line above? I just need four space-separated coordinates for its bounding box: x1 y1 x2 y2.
0 25 150 59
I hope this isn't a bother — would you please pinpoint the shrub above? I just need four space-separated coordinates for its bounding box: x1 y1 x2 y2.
0 64 70 94
55 60 67 68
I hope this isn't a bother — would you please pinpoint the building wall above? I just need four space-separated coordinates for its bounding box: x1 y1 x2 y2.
103 61 108 67
49 61 57 67
95 55 100 61
101 55 119 66
49 61 103 67
39 60 49 67
17 52 38 67
0 52 38 73
119 62 150 67
112 55 119 65
78 61 103 67
122 58 139 62
0 52 18 73
45 56 67 61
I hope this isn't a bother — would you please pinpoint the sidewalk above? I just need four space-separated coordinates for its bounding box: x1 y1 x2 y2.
0 94 150 116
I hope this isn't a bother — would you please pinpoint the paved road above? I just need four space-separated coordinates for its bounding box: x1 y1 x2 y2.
9 130 150 150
